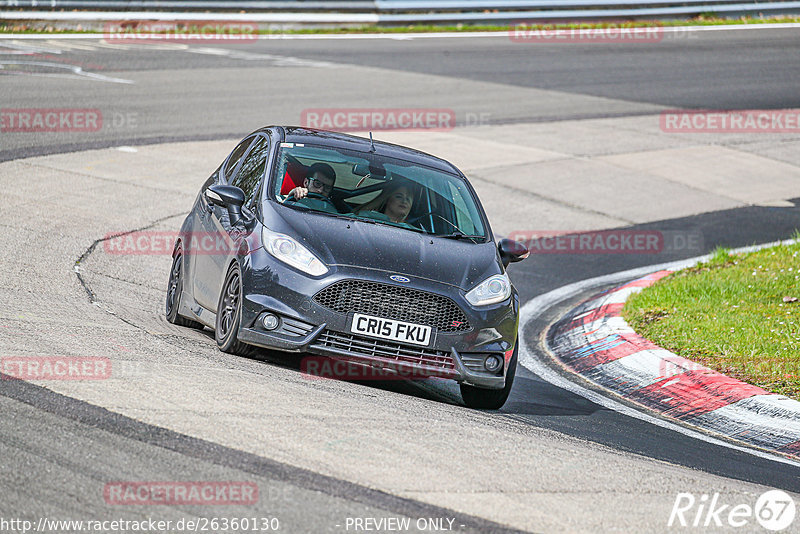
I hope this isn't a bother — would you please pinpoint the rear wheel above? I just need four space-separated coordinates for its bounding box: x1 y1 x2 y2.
165 246 204 330
460 341 518 410
215 262 254 357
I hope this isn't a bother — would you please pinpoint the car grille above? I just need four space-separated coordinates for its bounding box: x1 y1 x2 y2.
313 330 455 371
313 280 471 332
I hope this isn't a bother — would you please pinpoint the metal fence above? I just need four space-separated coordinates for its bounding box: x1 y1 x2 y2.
2 0 800 23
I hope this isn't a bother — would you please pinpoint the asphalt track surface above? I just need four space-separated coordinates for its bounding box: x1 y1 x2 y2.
2 27 800 161
2 28 800 532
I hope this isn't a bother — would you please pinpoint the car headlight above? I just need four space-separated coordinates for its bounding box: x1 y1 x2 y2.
465 273 511 307
262 227 328 276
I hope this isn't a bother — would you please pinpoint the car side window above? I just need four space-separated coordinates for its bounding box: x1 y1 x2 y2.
223 136 255 183
230 136 270 206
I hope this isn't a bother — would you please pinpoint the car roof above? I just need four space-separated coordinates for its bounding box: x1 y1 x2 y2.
274 126 462 176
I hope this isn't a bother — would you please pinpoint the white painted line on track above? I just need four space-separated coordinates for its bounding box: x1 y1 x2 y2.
518 238 800 467
1 22 800 40
0 60 133 83
183 46 336 67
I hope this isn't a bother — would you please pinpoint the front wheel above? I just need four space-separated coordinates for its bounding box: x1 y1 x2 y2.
460 341 518 410
215 262 254 357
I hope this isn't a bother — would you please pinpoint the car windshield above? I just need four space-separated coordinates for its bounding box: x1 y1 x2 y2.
271 142 487 239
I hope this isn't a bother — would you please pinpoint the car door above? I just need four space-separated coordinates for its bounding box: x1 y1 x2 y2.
192 135 256 310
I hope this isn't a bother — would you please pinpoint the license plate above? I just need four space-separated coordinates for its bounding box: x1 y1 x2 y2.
351 313 432 346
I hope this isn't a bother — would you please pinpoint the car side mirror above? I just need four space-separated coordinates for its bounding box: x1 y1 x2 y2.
498 238 529 268
206 184 245 225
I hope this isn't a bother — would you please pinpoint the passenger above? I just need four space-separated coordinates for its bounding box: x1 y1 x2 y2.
356 181 416 227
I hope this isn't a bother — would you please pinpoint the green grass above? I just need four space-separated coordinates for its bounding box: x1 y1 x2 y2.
623 237 800 400
2 15 800 35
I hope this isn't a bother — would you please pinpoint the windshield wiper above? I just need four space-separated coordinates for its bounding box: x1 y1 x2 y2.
326 211 363 222
437 232 481 241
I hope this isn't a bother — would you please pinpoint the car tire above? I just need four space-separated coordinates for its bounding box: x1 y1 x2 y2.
460 340 518 410
215 262 255 357
166 246 204 330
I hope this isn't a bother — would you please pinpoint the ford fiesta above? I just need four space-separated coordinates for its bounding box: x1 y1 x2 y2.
166 126 528 409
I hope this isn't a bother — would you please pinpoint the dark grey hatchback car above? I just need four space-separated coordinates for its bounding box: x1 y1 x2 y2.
166 126 528 409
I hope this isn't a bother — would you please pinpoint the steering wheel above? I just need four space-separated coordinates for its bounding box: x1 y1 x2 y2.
287 191 332 204
286 192 343 214
304 192 337 206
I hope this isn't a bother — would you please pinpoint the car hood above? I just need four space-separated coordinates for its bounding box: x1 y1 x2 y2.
267 205 500 290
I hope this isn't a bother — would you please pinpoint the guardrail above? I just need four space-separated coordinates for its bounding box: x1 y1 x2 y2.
2 0 800 23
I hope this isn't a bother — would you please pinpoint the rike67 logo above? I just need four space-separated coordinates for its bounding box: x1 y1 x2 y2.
669 490 796 531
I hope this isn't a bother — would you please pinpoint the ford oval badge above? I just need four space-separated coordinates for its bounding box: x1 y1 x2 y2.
390 275 410 283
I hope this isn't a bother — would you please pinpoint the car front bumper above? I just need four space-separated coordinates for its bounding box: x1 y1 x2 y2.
237 249 519 389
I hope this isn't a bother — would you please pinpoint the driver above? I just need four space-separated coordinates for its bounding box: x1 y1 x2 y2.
287 163 335 201
285 163 343 213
